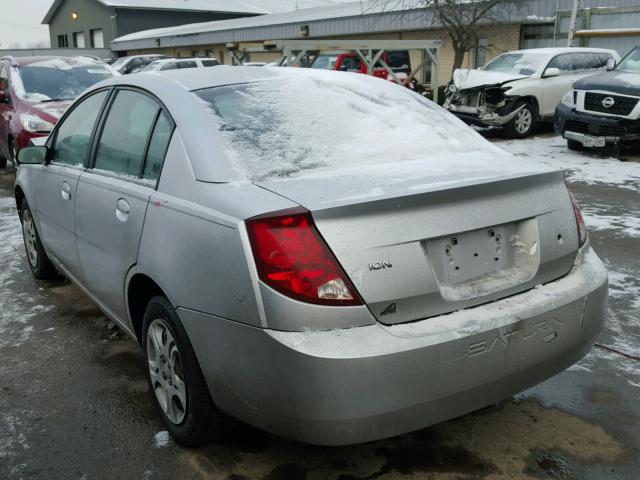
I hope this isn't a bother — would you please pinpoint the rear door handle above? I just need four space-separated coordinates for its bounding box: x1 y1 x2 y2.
61 181 71 201
116 198 130 222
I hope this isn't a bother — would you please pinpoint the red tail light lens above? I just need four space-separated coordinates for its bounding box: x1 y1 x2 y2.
568 189 588 247
246 208 363 306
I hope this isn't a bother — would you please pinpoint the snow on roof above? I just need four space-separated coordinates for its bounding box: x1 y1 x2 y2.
113 1 381 43
43 0 354 24
102 0 353 14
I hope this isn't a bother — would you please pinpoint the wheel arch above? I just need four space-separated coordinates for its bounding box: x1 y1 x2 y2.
126 271 175 347
516 95 540 118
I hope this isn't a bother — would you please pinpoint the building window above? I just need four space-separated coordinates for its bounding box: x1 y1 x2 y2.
73 32 85 48
90 29 104 48
57 34 69 48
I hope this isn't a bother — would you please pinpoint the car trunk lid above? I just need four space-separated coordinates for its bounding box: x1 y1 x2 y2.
256 158 579 324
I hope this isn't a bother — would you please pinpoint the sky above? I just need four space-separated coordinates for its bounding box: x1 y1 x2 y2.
0 0 54 48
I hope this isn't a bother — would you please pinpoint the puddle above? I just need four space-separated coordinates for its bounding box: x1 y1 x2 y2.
181 399 626 480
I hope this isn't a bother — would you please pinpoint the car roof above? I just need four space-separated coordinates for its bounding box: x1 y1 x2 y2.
153 58 201 64
505 47 618 56
92 65 276 91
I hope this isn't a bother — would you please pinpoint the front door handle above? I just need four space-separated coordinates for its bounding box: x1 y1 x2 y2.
116 198 130 222
61 181 71 201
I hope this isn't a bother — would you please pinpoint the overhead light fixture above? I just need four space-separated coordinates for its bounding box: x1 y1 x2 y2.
71 12 79 20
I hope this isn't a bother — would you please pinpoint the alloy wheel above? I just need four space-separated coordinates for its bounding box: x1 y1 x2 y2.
147 318 187 425
514 108 533 135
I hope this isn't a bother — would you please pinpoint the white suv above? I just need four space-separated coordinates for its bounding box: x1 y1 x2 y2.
143 57 220 72
444 47 620 138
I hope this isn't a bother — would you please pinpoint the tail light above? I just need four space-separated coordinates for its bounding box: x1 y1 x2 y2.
246 208 363 306
568 189 588 247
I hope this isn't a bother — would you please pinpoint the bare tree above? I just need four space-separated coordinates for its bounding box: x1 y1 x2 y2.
367 0 523 73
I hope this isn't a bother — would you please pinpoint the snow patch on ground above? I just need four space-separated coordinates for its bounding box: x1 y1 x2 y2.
0 198 54 348
154 431 170 448
582 209 640 238
0 411 32 471
497 135 640 191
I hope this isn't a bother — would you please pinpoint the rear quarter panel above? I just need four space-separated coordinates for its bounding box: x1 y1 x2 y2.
133 131 296 328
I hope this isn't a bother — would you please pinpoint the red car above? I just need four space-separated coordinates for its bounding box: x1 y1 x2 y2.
0 56 117 168
311 50 414 86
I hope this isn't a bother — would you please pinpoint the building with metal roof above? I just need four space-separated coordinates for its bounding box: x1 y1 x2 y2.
42 0 353 51
108 0 640 84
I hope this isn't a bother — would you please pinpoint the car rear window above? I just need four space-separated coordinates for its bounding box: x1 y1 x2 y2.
194 70 497 181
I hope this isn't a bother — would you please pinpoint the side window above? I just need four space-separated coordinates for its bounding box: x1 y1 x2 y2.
142 111 173 181
547 54 574 74
52 90 109 167
201 59 219 67
94 90 159 177
387 51 411 73
573 53 596 72
178 61 198 69
591 53 612 70
161 62 178 71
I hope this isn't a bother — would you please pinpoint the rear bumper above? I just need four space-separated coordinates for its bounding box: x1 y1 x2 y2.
555 103 640 144
180 247 608 446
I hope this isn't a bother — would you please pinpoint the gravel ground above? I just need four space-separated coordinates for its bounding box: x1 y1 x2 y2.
0 133 638 480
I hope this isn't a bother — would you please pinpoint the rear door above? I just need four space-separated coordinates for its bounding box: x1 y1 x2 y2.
34 89 110 280
541 52 612 116
75 88 173 321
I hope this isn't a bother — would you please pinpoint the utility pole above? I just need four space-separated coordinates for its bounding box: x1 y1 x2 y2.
567 0 579 47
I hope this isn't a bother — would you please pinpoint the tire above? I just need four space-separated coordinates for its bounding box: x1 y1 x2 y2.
567 139 585 151
142 296 234 446
20 198 58 280
504 102 536 139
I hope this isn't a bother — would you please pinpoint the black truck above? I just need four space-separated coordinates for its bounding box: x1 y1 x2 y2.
555 45 640 151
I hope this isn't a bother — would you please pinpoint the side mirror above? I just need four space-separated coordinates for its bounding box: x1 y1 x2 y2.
606 58 616 71
542 67 560 78
16 146 48 165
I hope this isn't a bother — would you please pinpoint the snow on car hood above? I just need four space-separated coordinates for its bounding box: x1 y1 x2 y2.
452 69 528 90
23 100 73 124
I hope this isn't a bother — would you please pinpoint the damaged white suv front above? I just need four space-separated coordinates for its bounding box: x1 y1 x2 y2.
444 48 620 138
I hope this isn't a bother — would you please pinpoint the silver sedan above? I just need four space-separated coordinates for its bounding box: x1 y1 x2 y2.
13 67 608 446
